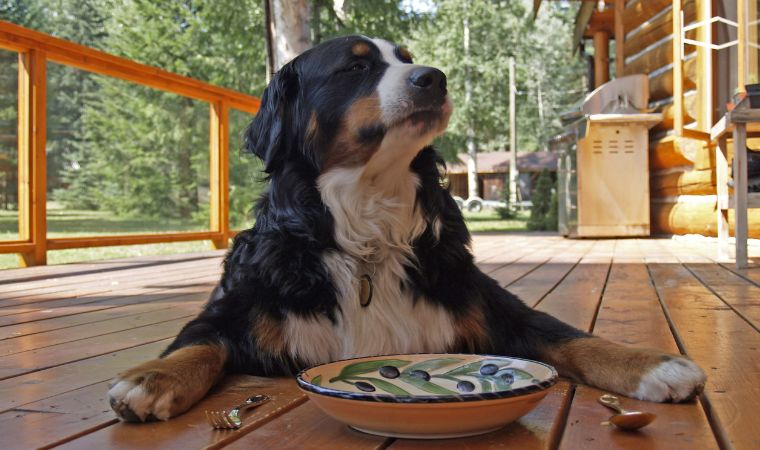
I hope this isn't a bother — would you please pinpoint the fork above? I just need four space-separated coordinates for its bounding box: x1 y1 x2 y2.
205 394 270 429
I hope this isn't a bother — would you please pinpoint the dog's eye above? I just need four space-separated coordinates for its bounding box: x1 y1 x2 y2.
345 62 369 72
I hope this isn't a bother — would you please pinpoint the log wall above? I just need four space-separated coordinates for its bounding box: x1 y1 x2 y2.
616 0 748 237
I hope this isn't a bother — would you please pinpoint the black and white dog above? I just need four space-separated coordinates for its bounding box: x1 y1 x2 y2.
108 36 706 422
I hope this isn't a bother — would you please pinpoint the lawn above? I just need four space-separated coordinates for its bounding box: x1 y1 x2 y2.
0 206 528 269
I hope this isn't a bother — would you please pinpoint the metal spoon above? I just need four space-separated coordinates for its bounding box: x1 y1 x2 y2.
598 394 656 431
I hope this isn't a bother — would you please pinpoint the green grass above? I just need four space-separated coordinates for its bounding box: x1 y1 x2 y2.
0 206 527 269
462 209 530 233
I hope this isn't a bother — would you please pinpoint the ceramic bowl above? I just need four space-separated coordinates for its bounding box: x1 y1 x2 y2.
296 353 557 439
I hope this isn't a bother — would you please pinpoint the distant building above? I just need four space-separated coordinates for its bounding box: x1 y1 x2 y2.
446 151 557 201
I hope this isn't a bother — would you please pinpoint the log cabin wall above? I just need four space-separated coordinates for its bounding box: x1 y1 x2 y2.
617 0 760 237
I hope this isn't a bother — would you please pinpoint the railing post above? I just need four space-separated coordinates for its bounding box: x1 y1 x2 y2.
209 100 229 249
17 49 47 266
673 0 684 135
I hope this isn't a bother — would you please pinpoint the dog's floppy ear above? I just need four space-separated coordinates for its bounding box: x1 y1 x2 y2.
244 63 299 173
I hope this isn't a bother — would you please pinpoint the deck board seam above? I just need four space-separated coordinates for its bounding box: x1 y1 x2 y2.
681 264 760 334
644 262 734 450
532 240 598 309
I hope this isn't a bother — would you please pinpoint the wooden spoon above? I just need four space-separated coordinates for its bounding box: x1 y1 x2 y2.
598 394 656 431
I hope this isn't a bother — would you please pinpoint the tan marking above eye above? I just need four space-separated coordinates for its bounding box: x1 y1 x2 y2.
396 46 413 63
352 42 371 56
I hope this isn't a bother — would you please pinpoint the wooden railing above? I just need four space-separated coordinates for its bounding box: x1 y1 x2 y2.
0 21 261 266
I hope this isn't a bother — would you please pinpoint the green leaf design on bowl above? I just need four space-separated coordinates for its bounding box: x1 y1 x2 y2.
399 373 458 395
312 375 322 386
402 357 464 373
329 359 411 383
353 377 412 396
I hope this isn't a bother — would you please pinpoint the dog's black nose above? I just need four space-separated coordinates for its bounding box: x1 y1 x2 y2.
409 67 447 94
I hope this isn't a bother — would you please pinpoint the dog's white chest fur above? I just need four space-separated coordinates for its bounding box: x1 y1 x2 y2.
281 167 456 365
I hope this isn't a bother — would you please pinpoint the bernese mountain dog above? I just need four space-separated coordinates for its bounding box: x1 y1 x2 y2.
108 36 706 422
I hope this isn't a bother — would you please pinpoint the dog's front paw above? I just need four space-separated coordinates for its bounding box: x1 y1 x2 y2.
633 355 706 402
108 362 183 422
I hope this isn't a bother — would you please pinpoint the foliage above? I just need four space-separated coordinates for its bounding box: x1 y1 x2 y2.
494 181 516 219
1 0 582 229
527 170 556 231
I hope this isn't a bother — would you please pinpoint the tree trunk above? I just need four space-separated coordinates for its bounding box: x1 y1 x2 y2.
266 0 312 73
463 15 478 201
508 56 518 206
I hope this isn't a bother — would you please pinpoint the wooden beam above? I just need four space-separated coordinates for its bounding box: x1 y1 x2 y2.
623 0 672 33
614 0 624 77
695 0 712 131
17 50 47 266
0 20 261 115
593 31 610 87
649 57 697 101
209 101 230 250
672 0 684 135
624 0 696 60
737 0 747 93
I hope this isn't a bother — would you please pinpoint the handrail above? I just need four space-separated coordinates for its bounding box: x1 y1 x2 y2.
0 21 261 113
0 21 261 266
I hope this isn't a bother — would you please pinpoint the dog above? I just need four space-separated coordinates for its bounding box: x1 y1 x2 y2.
108 36 706 422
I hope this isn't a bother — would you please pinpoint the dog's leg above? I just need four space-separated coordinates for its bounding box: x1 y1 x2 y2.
479 283 706 402
538 334 706 402
108 342 226 422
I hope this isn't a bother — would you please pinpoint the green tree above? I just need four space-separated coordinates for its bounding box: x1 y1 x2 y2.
527 170 556 231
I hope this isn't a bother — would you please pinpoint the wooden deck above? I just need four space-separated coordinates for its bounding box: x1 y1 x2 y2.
1 234 758 449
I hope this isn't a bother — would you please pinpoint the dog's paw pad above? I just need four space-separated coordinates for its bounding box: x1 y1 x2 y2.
108 376 175 422
633 356 706 402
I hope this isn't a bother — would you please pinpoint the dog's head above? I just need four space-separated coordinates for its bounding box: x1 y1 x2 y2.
245 36 452 176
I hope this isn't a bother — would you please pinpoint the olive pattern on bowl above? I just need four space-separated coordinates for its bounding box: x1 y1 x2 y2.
299 354 556 403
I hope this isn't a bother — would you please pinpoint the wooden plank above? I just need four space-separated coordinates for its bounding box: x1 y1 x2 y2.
0 255 220 304
477 236 562 275
210 101 230 250
224 401 390 450
17 49 47 266
55 377 306 450
648 262 760 450
0 20 261 114
0 339 169 412
558 240 718 450
0 316 193 380
0 300 202 356
0 292 204 341
0 274 216 328
0 267 218 320
0 250 223 284
508 240 594 307
489 239 576 288
683 263 760 330
625 38 673 77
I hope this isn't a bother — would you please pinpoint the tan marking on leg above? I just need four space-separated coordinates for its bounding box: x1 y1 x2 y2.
253 313 287 356
109 344 226 421
451 305 490 353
